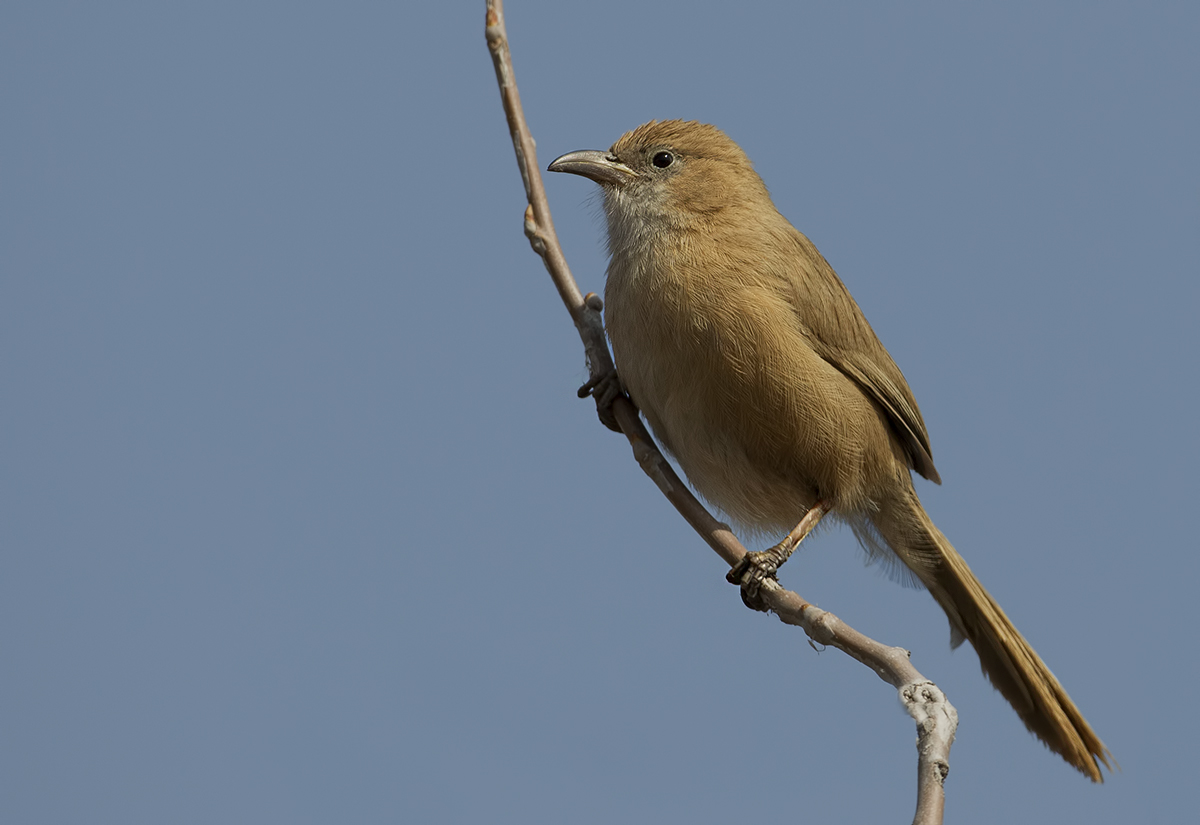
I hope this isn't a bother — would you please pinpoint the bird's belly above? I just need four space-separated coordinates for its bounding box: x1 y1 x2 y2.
611 313 887 535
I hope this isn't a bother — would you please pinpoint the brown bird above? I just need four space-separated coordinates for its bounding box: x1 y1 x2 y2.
549 120 1112 781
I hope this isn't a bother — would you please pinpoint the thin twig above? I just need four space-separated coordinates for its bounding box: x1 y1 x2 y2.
485 3 955 822
761 582 955 824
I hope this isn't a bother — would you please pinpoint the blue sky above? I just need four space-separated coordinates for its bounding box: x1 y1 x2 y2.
4 2 1197 822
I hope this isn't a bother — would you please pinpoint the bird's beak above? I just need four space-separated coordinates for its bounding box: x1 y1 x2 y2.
547 150 637 187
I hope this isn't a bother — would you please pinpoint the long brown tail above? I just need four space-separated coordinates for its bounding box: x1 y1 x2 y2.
871 483 1114 781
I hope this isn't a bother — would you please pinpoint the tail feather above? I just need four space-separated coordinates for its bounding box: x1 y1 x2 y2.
872 484 1114 782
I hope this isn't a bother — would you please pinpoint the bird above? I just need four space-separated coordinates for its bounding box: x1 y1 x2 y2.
548 119 1112 781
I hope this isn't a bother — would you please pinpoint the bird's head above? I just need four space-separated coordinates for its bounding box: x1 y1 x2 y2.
549 120 772 255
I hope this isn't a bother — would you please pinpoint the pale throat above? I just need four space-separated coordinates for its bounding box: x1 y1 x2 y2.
601 183 693 260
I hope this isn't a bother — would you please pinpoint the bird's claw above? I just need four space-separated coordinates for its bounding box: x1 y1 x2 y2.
578 369 625 432
726 546 788 612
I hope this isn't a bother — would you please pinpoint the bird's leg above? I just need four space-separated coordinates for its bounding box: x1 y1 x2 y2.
727 500 832 611
578 369 626 433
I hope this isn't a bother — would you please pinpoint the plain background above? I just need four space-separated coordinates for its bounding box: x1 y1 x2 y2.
4 2 1197 822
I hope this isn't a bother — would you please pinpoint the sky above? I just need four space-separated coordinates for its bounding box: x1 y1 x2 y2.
3 2 1198 822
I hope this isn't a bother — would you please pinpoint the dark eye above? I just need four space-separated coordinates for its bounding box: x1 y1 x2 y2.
651 151 675 169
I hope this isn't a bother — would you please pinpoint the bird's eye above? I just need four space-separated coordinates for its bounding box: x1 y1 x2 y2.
651 151 675 169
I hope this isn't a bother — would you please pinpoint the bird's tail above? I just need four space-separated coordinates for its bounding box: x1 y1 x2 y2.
869 482 1114 782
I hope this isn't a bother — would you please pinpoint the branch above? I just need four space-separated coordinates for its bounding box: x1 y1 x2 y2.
762 581 955 824
485 3 955 821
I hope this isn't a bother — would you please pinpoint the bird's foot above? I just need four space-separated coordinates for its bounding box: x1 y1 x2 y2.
725 500 832 612
726 543 790 612
578 368 625 432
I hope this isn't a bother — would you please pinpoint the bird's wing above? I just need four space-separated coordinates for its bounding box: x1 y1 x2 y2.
823 347 940 484
784 230 942 484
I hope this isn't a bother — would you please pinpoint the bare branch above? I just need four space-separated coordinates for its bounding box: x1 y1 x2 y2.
485 3 956 821
761 582 955 823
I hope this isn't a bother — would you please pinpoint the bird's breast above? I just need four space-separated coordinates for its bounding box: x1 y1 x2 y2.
603 251 887 530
